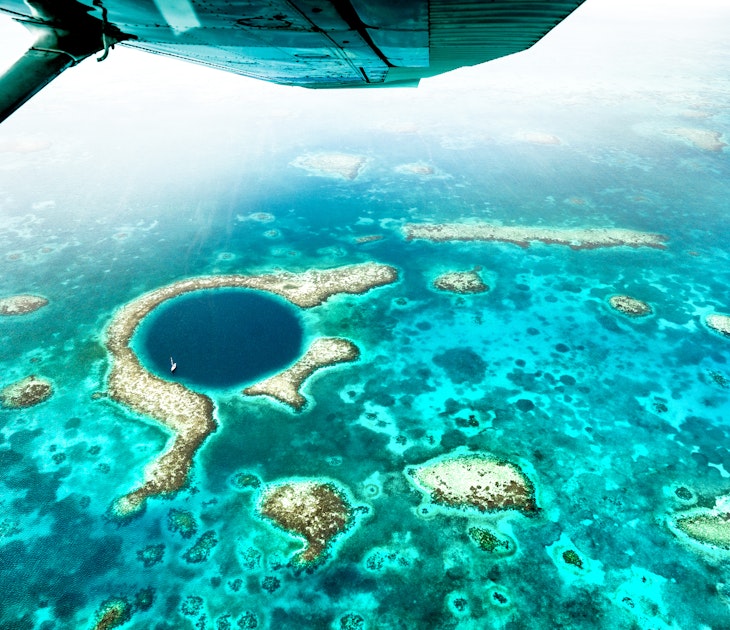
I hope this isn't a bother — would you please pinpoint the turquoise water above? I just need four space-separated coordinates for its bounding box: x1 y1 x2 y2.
1 9 730 628
134 289 304 389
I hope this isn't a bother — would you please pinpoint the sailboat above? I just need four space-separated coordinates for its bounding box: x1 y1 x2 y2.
170 357 177 373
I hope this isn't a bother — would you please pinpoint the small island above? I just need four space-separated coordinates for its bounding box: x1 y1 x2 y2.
608 295 652 317
705 313 730 338
403 222 667 250
258 479 357 566
105 263 397 517
290 152 367 180
0 375 53 408
405 451 537 515
0 294 48 315
433 269 489 294
243 337 359 411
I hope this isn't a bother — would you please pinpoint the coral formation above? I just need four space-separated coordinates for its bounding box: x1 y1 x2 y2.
167 508 198 539
669 127 726 152
258 480 355 566
290 152 367 180
433 269 489 294
608 295 652 317
403 222 667 250
91 597 132 630
183 530 218 563
706 313 730 338
675 511 730 550
0 294 47 315
243 337 359 410
231 472 262 490
406 452 537 514
136 543 165 568
562 549 583 569
468 527 511 553
0 375 53 408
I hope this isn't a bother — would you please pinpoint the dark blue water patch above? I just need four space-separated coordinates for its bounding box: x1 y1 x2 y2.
135 289 303 389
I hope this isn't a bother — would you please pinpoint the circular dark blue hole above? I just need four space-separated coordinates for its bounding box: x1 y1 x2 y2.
135 289 304 389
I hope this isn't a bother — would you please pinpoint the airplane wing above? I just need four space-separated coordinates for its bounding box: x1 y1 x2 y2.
0 0 586 123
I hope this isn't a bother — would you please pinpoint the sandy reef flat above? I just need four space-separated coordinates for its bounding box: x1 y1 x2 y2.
258 480 356 566
105 263 397 517
0 294 48 315
674 509 730 550
405 451 537 515
608 295 652 317
0 375 53 408
669 127 727 152
244 337 359 410
403 222 667 250
290 152 367 180
705 313 730 338
433 269 489 294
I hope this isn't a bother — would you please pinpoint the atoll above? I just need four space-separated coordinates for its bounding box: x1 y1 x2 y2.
243 337 359 410
405 452 537 514
433 269 489 294
105 263 397 516
0 375 53 408
675 511 730 550
258 480 356 566
290 152 367 180
608 295 652 317
403 222 667 250
91 596 132 630
706 313 730 338
0 294 47 315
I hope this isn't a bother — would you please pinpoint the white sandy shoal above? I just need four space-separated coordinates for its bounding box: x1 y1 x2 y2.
403 223 666 249
244 337 359 410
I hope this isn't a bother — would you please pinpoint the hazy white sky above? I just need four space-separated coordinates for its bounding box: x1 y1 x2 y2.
0 0 728 151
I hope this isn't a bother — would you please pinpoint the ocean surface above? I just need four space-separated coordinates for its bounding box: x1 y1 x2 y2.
1 3 730 629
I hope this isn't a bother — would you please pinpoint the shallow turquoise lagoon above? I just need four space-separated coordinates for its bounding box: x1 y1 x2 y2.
1 5 730 629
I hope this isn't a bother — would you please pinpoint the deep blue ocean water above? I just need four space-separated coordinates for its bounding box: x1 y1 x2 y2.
1 7 730 629
134 289 304 389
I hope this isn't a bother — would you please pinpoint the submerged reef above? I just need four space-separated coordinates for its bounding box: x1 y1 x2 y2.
91 596 132 630
406 452 537 515
105 263 397 517
258 480 356 566
433 269 489 294
290 152 367 180
608 295 652 317
167 508 198 539
705 313 730 338
243 337 359 410
0 294 47 315
0 375 53 408
674 510 730 550
403 222 667 250
468 526 512 554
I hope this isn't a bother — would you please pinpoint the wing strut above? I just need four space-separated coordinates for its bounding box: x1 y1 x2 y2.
0 0 126 123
